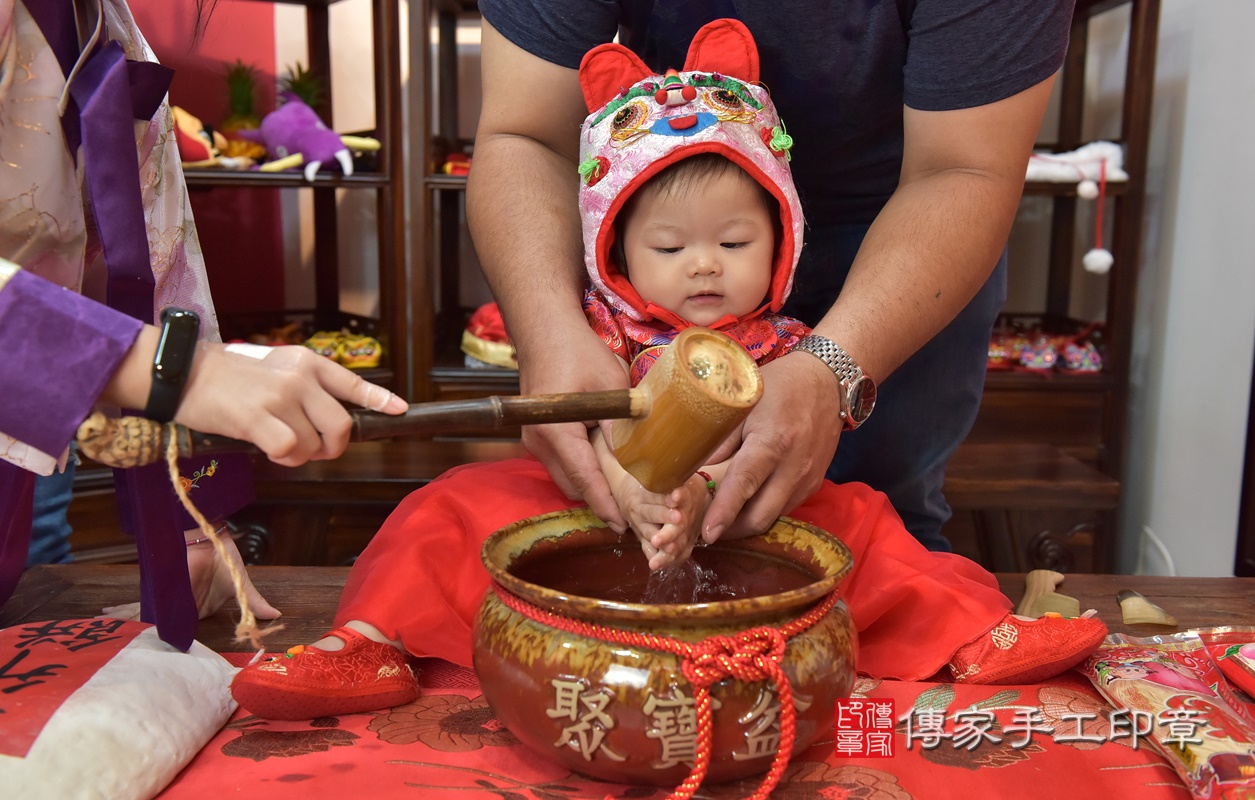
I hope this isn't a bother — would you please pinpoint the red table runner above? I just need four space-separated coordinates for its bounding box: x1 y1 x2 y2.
161 656 1191 799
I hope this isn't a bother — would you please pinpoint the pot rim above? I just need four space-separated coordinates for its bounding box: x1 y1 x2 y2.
481 507 853 624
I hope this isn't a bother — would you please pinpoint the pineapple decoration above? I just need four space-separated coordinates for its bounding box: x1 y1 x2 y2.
237 59 381 181
219 59 267 160
279 62 326 116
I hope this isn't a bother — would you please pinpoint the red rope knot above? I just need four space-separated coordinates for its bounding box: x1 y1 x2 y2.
672 626 796 800
681 627 787 688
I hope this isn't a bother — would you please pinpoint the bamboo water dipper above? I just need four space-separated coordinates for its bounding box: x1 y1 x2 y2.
75 326 762 485
611 326 762 492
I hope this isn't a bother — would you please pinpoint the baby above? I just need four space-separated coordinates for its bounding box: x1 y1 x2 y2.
231 19 1107 721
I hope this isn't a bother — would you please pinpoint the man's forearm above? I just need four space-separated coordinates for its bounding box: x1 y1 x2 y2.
466 134 588 356
811 167 1023 384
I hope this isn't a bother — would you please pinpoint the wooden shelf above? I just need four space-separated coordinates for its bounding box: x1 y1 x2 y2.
944 443 1120 573
185 169 393 189
984 370 1113 391
426 174 468 190
241 438 527 564
945 443 1119 510
1023 180 1129 197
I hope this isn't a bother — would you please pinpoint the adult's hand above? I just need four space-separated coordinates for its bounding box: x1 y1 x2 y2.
518 325 629 533
700 351 842 543
173 342 407 467
101 529 282 622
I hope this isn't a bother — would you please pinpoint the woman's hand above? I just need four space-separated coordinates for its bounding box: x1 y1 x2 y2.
101 330 408 468
100 527 280 622
184 531 280 620
174 343 408 467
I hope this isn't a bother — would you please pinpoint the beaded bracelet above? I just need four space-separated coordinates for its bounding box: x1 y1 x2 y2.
185 524 228 547
696 470 716 497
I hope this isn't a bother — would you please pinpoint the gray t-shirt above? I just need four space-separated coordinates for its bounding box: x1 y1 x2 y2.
478 0 1074 224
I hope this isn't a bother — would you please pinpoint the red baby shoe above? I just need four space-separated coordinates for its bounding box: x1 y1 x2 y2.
948 612 1108 685
230 626 418 720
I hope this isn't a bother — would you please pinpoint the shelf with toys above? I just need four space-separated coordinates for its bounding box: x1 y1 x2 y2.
407 0 490 402
184 169 393 189
180 0 410 395
63 0 409 566
213 0 1156 572
943 0 1161 573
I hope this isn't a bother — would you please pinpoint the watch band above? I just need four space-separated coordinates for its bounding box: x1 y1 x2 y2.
145 308 201 423
792 333 876 430
793 334 864 386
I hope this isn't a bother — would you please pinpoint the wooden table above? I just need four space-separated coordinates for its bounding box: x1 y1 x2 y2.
4 565 1254 652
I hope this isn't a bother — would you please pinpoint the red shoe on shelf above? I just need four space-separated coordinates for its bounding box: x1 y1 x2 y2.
460 301 518 369
948 612 1108 685
230 626 418 720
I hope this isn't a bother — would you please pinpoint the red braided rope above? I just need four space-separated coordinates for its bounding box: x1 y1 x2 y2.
494 587 841 800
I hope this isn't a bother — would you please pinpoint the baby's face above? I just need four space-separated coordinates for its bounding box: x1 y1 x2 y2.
621 169 774 326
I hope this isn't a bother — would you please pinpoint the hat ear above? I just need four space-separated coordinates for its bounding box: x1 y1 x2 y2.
580 43 654 112
683 18 760 82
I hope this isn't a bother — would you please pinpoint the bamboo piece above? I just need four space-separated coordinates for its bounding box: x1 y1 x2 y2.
1016 570 1082 618
611 326 763 493
1117 589 1179 626
75 388 649 468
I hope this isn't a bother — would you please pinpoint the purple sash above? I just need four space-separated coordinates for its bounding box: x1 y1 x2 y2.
24 0 199 650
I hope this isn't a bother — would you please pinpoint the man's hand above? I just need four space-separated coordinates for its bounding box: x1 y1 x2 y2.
519 325 630 533
701 352 842 543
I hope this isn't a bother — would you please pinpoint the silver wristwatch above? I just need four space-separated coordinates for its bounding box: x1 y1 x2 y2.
792 334 878 431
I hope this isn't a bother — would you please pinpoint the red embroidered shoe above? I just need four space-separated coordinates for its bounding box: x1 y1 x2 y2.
230 627 418 720
948 612 1108 685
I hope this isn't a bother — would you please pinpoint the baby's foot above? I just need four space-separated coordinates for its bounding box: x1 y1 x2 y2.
949 612 1108 685
230 625 417 719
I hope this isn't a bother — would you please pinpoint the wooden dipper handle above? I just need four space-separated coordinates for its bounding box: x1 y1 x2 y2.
611 326 762 493
75 389 650 467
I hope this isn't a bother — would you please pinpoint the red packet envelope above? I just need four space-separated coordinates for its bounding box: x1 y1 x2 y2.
1196 627 1255 708
1082 632 1255 798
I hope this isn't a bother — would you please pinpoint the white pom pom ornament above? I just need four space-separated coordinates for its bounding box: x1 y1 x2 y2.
1083 247 1114 274
1077 179 1099 200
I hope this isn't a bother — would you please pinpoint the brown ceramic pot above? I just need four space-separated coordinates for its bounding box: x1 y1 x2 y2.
473 507 857 787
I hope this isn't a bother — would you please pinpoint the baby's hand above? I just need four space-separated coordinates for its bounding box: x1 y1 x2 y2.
645 475 708 570
609 471 707 571
605 470 673 565
592 426 711 570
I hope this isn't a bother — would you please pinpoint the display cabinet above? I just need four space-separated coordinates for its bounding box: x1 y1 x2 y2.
67 0 411 561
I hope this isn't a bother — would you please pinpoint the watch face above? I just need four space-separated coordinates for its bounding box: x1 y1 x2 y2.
848 376 877 425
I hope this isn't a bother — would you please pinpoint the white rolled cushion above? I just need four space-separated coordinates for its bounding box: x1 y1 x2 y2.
1 623 237 800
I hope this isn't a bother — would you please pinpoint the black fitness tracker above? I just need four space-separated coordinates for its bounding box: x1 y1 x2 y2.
144 307 201 423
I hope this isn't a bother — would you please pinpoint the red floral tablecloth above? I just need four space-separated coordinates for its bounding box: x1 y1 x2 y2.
161 656 1191 800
